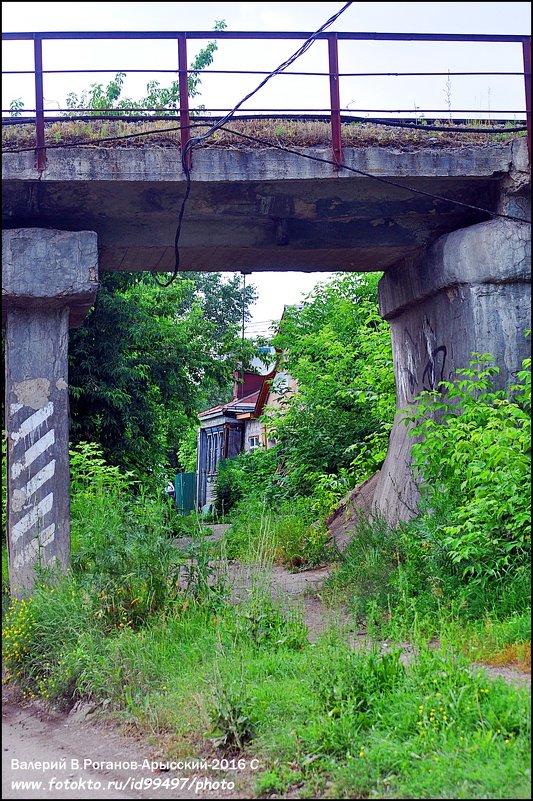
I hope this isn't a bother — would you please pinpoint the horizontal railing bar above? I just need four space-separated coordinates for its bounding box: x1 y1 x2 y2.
2 30 529 43
3 30 529 168
2 115 526 126
3 107 526 114
2 69 525 77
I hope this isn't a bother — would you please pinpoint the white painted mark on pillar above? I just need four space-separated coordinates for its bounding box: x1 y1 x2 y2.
13 524 56 570
11 460 56 511
10 402 54 445
9 402 24 415
11 493 54 545
11 429 55 480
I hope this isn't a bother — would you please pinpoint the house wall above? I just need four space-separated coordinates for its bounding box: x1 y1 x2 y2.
261 372 298 447
244 418 263 452
197 414 233 509
265 372 297 410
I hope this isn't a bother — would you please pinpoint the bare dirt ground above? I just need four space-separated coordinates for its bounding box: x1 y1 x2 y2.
2 686 256 800
3 525 530 799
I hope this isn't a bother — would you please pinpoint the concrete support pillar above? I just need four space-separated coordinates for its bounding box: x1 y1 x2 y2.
373 218 531 527
3 229 98 596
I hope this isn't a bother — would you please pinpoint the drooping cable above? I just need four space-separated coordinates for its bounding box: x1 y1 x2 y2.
241 272 246 389
154 1 354 287
216 124 532 226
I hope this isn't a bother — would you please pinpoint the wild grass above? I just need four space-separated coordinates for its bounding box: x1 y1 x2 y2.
2 116 525 153
2 442 531 798
5 576 529 799
224 496 331 569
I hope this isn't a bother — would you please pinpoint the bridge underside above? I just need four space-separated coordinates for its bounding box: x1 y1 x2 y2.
2 142 519 273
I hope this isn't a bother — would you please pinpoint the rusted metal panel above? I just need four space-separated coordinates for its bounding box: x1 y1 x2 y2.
33 36 45 171
327 33 342 168
177 33 191 171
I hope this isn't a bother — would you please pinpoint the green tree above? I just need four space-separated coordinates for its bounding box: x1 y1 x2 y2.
259 272 395 501
68 271 256 479
65 21 227 116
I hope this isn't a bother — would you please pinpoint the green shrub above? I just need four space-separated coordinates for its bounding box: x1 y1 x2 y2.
213 458 243 516
70 442 183 630
404 352 531 587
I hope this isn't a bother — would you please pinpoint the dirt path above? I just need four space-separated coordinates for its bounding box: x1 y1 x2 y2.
225 559 530 686
176 526 531 686
2 689 256 800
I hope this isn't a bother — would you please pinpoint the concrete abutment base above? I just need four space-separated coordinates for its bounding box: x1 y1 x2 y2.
372 217 531 527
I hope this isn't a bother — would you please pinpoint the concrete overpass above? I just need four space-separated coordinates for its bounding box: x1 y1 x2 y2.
2 136 531 594
2 139 527 273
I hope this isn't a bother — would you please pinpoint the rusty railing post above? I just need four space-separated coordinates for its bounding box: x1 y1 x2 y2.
178 32 191 171
328 32 343 169
522 36 531 164
33 34 46 171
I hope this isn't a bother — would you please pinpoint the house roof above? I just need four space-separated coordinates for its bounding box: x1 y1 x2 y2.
198 390 260 421
198 329 294 422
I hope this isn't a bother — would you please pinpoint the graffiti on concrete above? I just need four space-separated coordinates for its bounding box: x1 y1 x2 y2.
400 321 449 403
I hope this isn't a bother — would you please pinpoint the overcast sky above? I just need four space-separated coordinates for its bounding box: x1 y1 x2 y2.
3 2 530 334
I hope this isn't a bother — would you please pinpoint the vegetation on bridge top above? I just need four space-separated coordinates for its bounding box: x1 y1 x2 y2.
2 116 525 154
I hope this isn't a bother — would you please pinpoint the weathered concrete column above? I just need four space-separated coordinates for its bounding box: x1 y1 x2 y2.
372 217 531 527
3 229 98 596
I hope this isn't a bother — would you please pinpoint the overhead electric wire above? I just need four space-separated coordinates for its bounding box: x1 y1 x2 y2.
3 105 526 114
161 0 530 286
2 0 530 289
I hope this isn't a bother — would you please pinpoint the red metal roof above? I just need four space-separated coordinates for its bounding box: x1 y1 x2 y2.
198 389 260 419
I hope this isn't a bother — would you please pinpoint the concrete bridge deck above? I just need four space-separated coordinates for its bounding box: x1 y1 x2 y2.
2 139 526 274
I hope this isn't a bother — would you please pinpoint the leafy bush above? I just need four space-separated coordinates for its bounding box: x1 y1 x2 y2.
404 352 531 587
70 442 182 630
213 458 244 516
324 347 531 637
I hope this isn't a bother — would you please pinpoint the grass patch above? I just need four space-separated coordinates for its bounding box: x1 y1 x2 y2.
3 117 526 153
225 497 331 570
3 560 531 799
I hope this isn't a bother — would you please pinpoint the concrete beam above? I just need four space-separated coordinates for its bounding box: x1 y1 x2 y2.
3 139 527 274
3 228 98 596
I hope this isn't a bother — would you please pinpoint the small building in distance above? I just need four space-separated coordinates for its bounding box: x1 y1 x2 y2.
196 350 276 510
196 308 300 511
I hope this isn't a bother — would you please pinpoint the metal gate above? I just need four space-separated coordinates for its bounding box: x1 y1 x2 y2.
174 471 197 515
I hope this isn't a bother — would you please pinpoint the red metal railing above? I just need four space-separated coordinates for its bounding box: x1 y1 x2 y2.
2 30 531 171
